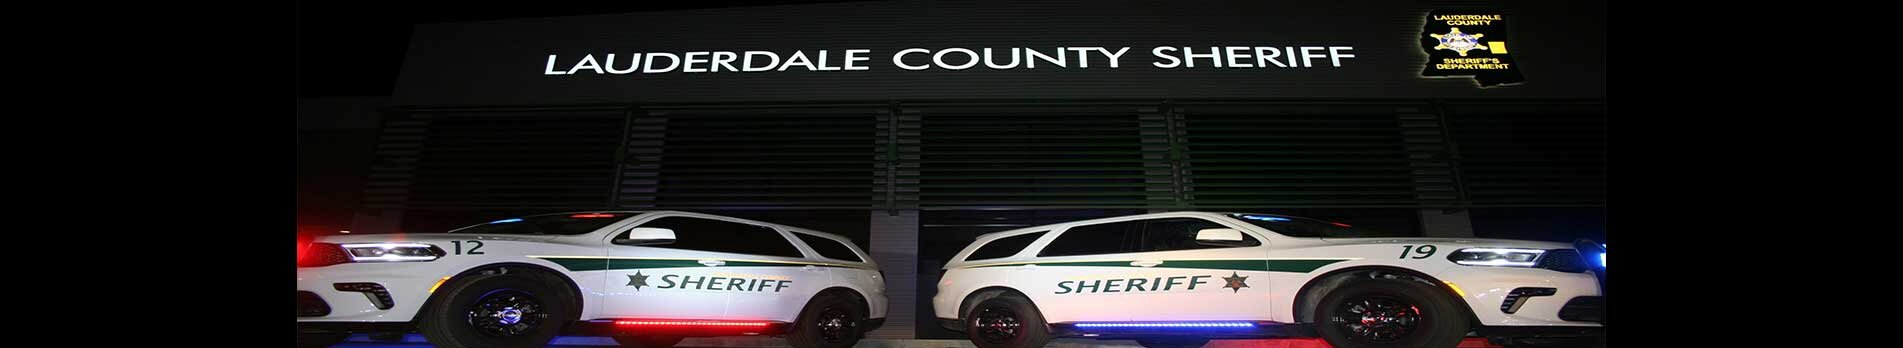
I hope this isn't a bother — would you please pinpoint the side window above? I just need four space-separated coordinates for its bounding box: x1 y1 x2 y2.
793 232 864 262
965 231 1047 261
625 217 803 258
1037 221 1142 257
1141 218 1261 252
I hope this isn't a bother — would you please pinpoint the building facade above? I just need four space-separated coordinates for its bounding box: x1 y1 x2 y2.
349 0 1605 338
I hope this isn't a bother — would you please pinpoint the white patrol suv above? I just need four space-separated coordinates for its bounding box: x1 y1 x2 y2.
296 211 887 348
933 212 1605 348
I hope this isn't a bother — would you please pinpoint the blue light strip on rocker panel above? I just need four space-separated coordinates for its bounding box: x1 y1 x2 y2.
1072 322 1257 329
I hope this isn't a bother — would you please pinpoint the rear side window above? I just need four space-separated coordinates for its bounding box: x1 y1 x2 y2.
626 217 802 258
793 232 864 262
1141 218 1261 252
1038 221 1142 257
966 231 1047 261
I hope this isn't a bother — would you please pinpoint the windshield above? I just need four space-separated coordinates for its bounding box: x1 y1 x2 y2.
447 213 632 235
1226 213 1392 238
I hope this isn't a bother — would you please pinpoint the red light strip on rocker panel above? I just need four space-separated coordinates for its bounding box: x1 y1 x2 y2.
614 320 773 327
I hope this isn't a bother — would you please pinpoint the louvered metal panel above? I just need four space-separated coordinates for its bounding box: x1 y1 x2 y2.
1175 104 1420 207
913 106 1166 209
406 111 626 209
361 109 626 210
617 108 880 209
1445 103 1606 206
875 108 922 211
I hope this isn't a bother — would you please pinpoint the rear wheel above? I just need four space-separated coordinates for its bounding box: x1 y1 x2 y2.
965 293 1050 348
786 292 866 348
417 273 574 348
1313 277 1469 348
613 335 685 348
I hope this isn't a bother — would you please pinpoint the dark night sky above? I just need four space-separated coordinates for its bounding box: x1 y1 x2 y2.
295 0 873 97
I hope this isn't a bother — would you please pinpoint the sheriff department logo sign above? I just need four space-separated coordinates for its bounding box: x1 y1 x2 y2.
1420 9 1524 87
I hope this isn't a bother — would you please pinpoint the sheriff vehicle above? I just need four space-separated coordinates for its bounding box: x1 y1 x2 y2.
933 212 1604 348
296 211 886 348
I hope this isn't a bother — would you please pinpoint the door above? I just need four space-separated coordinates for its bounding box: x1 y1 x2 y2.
1118 217 1274 321
597 216 809 320
1019 219 1144 323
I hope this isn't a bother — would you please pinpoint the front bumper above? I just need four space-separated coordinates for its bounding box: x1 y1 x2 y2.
1434 265 1605 327
296 262 448 322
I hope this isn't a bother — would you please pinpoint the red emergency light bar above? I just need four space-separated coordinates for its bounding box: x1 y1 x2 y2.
571 213 617 218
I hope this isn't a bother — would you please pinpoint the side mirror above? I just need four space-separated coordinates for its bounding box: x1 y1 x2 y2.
1195 228 1251 247
613 227 676 246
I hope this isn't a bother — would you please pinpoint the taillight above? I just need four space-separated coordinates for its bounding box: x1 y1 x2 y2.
298 243 350 267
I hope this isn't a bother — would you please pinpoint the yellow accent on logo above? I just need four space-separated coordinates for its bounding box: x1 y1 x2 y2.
1487 42 1508 54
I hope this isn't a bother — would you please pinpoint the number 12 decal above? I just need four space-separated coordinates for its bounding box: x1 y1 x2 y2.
1400 245 1436 259
452 240 485 255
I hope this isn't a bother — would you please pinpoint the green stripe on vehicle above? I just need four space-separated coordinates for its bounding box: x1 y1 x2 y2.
966 259 1349 273
531 256 872 272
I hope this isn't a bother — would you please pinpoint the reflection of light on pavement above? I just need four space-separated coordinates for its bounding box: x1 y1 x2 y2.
325 334 1510 347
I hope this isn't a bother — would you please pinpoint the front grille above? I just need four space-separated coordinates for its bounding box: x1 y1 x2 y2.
1500 287 1557 314
1558 296 1605 323
335 283 396 310
296 291 330 317
1537 249 1588 273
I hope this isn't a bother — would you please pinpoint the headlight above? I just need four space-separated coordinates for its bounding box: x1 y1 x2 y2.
341 243 445 262
1447 248 1546 267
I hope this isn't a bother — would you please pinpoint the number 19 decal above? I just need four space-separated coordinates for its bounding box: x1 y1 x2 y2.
1400 245 1436 259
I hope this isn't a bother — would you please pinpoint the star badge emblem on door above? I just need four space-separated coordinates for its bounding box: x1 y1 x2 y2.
1222 272 1250 293
627 271 650 290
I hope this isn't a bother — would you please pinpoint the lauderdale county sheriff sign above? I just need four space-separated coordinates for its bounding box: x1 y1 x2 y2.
535 9 1528 89
388 2 1608 105
1421 9 1525 87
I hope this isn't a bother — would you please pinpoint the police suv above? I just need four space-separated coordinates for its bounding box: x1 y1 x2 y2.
933 212 1605 348
296 211 886 348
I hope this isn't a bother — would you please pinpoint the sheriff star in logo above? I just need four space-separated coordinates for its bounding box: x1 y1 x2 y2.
627 271 651 290
1222 272 1250 293
1430 27 1490 57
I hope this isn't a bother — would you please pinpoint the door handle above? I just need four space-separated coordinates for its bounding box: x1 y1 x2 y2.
803 265 824 271
699 260 726 267
1131 260 1163 267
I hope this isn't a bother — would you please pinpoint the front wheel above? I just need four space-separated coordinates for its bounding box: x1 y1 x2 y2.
965 293 1050 348
1313 278 1470 348
786 292 866 348
416 273 574 348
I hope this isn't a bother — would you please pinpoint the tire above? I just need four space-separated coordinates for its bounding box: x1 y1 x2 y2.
786 292 866 348
1137 338 1210 348
1313 277 1470 348
613 335 685 348
964 293 1051 348
417 272 574 348
295 333 348 348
